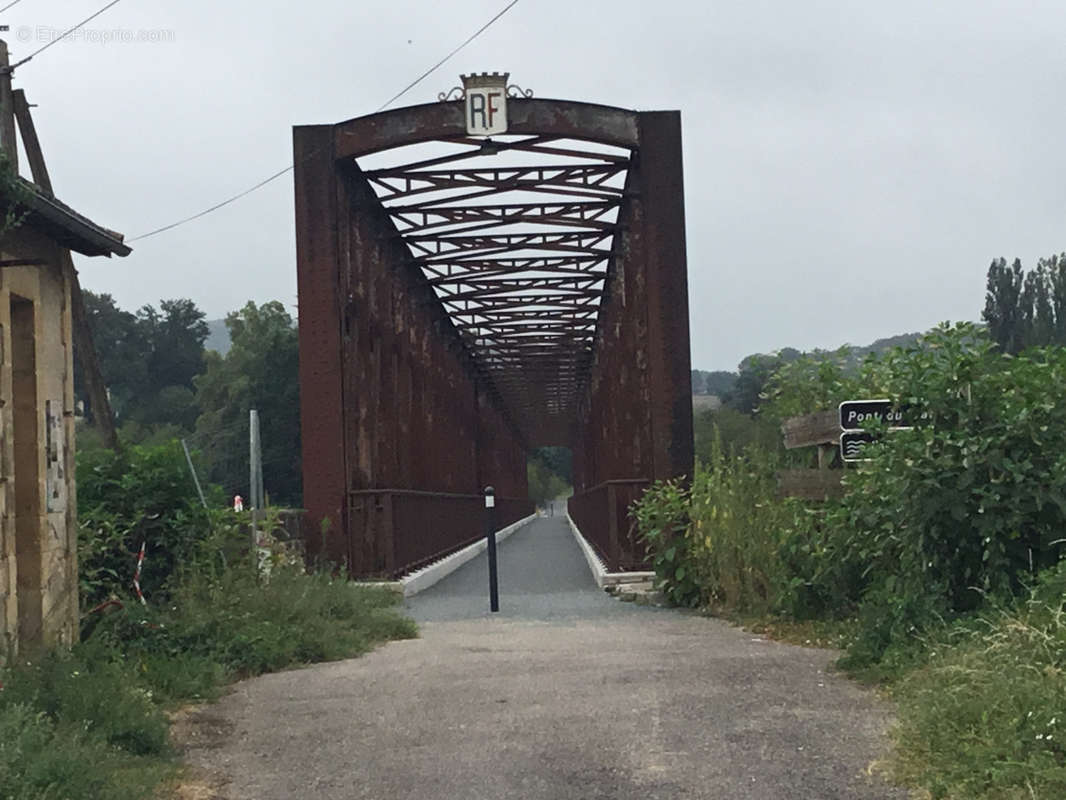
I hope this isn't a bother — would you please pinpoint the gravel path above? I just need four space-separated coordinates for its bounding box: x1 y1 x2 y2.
181 513 905 799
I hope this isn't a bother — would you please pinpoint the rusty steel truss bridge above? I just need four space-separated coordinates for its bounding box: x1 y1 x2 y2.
294 85 693 578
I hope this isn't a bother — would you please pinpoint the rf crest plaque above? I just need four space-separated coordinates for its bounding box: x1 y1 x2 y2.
462 72 508 136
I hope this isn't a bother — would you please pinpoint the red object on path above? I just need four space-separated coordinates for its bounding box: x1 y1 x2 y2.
234 495 244 512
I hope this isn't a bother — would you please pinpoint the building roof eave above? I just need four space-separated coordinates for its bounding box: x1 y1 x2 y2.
7 178 132 257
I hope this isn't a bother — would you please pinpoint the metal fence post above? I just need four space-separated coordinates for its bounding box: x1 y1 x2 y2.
485 485 499 613
249 409 264 509
249 409 264 558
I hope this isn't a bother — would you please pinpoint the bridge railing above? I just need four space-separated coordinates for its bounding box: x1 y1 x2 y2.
567 479 652 572
347 489 533 578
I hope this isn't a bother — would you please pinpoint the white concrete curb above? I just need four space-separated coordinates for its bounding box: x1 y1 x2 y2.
390 513 537 597
565 510 656 589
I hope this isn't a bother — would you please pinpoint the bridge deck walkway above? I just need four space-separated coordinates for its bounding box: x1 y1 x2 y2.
406 502 645 623
183 502 905 799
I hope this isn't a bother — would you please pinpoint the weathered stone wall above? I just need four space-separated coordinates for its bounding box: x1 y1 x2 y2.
0 226 79 656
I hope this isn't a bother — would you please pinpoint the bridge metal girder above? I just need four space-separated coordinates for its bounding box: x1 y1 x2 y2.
294 97 692 577
332 100 640 157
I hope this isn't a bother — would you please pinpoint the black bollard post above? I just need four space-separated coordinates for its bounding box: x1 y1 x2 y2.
484 485 499 613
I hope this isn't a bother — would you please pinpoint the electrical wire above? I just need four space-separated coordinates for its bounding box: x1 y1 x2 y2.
9 0 124 70
129 163 295 242
129 0 522 243
375 0 521 113
0 0 26 16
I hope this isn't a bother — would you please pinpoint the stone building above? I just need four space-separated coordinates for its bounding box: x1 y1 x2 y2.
0 52 130 653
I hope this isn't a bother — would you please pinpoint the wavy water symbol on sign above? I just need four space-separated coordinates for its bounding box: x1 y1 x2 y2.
843 441 866 458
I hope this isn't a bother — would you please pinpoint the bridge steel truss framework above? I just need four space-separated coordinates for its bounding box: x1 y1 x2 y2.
294 98 693 577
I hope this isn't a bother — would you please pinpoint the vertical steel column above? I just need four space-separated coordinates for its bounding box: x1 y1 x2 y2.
293 125 349 568
636 111 695 482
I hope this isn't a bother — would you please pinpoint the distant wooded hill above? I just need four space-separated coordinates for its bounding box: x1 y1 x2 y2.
692 330 925 395
205 319 231 355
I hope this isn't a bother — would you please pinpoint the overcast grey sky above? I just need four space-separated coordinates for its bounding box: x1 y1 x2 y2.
7 0 1066 370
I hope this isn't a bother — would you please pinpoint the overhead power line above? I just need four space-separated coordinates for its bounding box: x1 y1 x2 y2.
0 0 27 16
129 0 522 243
7 0 124 71
128 163 295 242
374 0 521 113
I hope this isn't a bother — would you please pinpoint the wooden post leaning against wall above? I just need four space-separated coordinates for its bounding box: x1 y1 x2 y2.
11 91 46 190
0 41 18 173
9 86 120 450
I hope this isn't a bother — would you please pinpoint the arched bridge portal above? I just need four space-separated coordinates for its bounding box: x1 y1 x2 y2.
294 94 693 578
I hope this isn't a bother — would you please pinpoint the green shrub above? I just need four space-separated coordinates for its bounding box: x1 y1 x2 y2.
818 325 1066 666
635 433 810 616
77 440 221 607
685 437 793 615
632 478 696 606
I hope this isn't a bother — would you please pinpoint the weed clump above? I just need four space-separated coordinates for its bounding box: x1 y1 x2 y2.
892 569 1066 798
0 703 172 800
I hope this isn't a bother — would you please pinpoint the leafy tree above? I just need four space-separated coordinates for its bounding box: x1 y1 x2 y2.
760 348 860 423
1051 254 1066 344
75 292 147 422
693 406 781 463
193 301 300 505
76 294 209 435
145 299 209 388
1021 262 1054 349
529 446 572 484
527 447 571 505
691 369 737 397
982 255 1066 354
983 258 1025 354
527 459 568 507
723 350 801 415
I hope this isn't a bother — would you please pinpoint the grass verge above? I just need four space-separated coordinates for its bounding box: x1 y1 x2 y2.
0 567 416 799
733 580 1066 799
888 591 1066 799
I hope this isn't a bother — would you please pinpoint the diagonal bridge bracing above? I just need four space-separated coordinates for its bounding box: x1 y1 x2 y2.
295 97 692 577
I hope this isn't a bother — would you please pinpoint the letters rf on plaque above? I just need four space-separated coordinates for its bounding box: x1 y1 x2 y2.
463 72 509 136
439 73 534 136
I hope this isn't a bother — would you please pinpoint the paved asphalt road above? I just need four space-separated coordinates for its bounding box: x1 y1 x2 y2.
181 510 905 799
